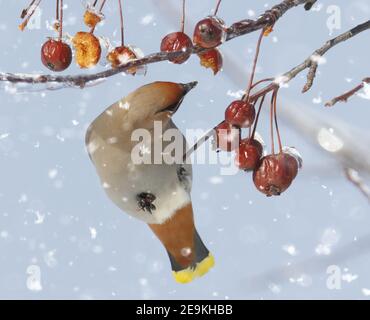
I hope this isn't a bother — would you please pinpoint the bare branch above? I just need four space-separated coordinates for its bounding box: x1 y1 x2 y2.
243 20 370 104
281 20 370 93
302 62 317 93
344 167 370 203
0 0 309 89
325 77 370 107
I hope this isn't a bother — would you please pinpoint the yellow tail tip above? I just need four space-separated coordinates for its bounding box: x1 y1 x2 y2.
195 254 215 277
172 254 215 284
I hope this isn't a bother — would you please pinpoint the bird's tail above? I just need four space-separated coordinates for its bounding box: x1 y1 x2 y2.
167 229 215 284
148 203 215 284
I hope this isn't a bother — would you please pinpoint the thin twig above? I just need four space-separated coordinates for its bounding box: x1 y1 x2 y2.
90 0 107 34
4 0 309 88
21 0 37 19
270 90 275 154
56 0 59 22
281 20 370 93
344 168 370 203
19 0 42 31
214 0 222 16
181 0 185 33
325 78 370 107
248 20 370 103
244 29 265 101
118 0 124 46
251 95 266 140
302 62 317 93
273 89 283 153
59 0 63 40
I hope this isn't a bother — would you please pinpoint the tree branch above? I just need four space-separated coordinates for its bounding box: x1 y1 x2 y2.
325 77 370 107
0 0 310 89
282 20 370 93
344 167 370 203
247 20 370 102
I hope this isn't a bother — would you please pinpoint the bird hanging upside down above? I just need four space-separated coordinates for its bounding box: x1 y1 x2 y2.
85 81 214 283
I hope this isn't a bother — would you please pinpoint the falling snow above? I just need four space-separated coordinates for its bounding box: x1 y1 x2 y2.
0 0 369 300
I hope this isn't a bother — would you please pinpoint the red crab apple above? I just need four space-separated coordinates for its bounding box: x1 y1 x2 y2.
225 100 256 128
253 152 299 196
193 16 225 48
235 138 263 171
41 39 72 72
160 32 193 64
214 121 240 152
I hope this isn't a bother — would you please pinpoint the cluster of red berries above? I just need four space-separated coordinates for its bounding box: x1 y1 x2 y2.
210 22 301 197
160 15 225 74
19 0 226 75
214 97 301 197
20 0 142 73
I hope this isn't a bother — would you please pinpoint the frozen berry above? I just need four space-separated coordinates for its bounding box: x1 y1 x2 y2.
193 16 225 49
72 31 101 68
235 138 263 171
107 46 140 74
225 100 255 128
214 121 240 152
41 39 72 72
160 32 193 64
198 48 223 75
253 152 299 197
83 9 103 28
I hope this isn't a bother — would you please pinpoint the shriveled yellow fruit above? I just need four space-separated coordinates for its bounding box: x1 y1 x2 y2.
72 31 101 68
83 10 102 29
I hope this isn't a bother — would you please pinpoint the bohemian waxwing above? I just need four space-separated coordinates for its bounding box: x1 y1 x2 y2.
85 81 214 283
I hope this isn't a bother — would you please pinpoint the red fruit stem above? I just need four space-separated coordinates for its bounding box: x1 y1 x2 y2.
118 0 125 46
270 91 275 155
244 28 264 102
251 94 266 140
214 0 222 16
273 89 283 153
59 0 63 40
181 0 186 33
90 0 107 33
56 0 59 21
249 78 274 91
93 0 99 7
99 0 107 13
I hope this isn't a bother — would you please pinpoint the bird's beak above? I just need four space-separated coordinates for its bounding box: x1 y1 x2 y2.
181 81 198 95
156 82 198 115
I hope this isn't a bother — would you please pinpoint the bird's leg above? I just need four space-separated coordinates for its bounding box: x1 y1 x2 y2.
136 192 156 214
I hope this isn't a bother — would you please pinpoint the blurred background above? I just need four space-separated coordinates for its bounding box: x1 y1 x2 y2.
0 0 369 299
